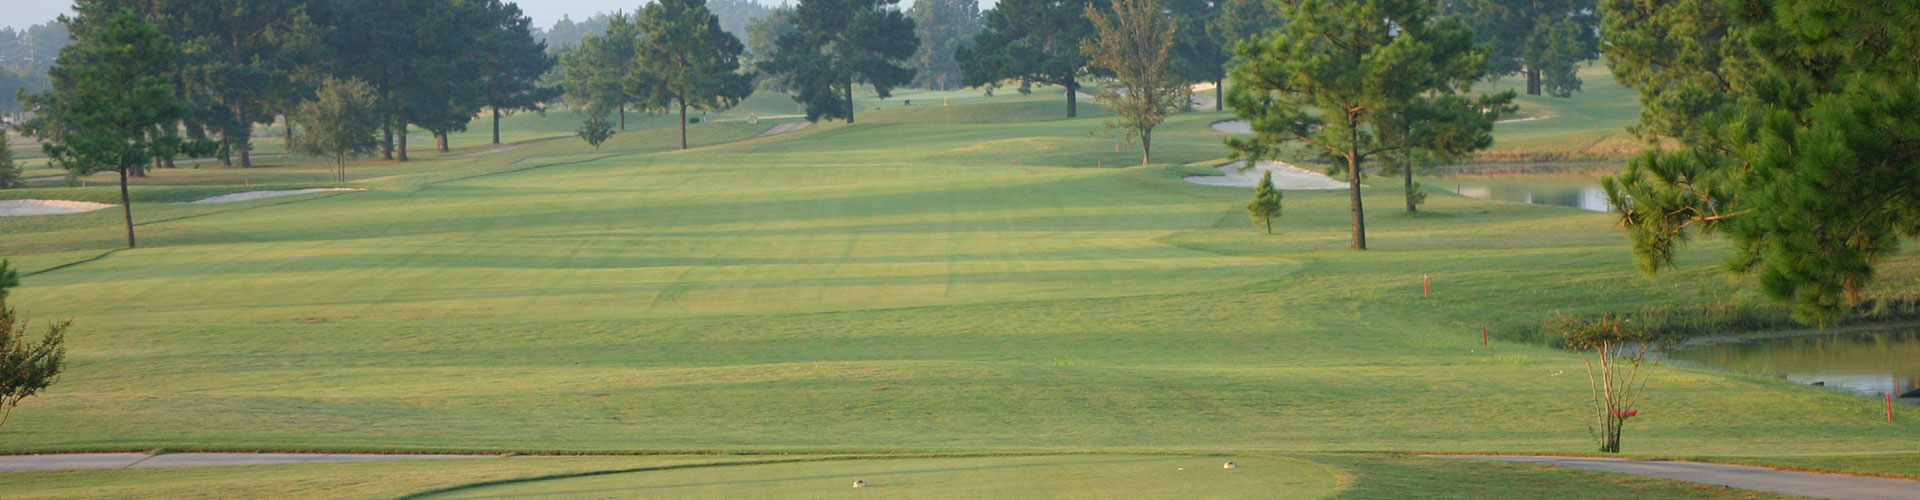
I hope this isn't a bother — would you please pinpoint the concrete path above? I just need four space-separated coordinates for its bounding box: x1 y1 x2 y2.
1433 455 1920 500
0 453 491 472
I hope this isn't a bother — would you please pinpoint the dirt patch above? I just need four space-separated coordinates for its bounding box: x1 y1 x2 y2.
466 143 527 156
187 188 363 205
756 122 811 137
0 199 115 217
1185 161 1350 190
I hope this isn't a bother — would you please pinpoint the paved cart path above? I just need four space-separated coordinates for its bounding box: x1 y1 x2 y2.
0 453 493 471
1432 455 1920 500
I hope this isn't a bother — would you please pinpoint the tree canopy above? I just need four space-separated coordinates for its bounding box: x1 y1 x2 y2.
290 77 381 182
957 0 1101 117
759 0 920 123
631 0 755 150
1453 0 1601 97
1601 0 1920 324
908 0 983 90
562 12 640 129
1225 0 1509 250
40 10 194 248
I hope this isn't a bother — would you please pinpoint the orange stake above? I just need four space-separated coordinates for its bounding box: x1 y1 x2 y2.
1891 393 1897 423
1482 325 1488 347
1423 274 1430 298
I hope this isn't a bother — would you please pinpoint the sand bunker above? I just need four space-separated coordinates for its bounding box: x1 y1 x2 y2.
187 188 362 204
0 199 115 217
757 122 811 137
1185 161 1350 190
1211 120 1251 134
1496 116 1546 124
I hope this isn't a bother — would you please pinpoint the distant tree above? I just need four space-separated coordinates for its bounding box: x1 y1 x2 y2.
759 0 920 123
1454 0 1600 97
1601 0 1920 324
539 13 616 51
1225 0 1509 249
0 128 18 189
1206 0 1285 109
705 0 777 42
577 109 615 150
1165 0 1226 111
0 260 68 430
957 0 1100 117
41 11 192 249
291 77 381 182
1082 0 1184 165
1247 171 1282 234
631 0 756 150
477 1 560 145
562 13 640 129
68 0 321 168
908 0 983 90
1555 313 1667 453
743 9 797 91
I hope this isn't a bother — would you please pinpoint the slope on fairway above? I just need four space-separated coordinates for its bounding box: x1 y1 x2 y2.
0 92 1916 462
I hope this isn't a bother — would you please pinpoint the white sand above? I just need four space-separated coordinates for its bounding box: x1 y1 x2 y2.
1211 120 1251 134
757 122 811 137
1495 116 1546 124
1185 161 1351 190
187 188 362 205
0 199 115 217
512 156 549 165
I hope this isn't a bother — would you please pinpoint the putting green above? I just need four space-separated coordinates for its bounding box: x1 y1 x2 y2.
424 455 1335 499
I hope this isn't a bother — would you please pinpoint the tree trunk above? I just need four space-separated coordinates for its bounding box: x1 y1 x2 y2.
1140 129 1151 166
397 126 409 162
845 80 856 124
220 135 233 166
1526 67 1542 96
236 110 252 168
1066 81 1079 118
437 132 449 153
1214 80 1223 111
678 100 689 149
119 167 135 248
285 118 293 142
1264 216 1271 234
619 104 626 130
1404 162 1417 213
492 108 501 145
1347 123 1367 250
382 122 394 160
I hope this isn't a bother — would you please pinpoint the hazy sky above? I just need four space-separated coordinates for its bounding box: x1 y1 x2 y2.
0 0 983 31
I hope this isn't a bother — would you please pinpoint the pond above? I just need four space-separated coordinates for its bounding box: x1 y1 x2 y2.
1421 167 1615 212
1663 327 1920 405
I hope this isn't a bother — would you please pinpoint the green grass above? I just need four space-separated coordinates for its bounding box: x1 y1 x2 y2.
1 77 1916 497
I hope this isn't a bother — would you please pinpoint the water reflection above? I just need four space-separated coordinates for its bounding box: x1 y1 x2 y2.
1664 328 1920 404
1431 175 1613 212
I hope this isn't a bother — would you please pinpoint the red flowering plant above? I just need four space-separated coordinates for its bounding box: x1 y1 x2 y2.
1553 313 1672 453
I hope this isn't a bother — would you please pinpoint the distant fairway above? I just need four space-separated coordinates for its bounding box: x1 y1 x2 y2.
2 84 1916 498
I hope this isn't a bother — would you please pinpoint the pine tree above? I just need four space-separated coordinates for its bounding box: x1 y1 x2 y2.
1601 0 1920 323
0 259 67 430
956 0 1100 118
0 128 19 189
1455 0 1601 97
41 10 190 249
759 0 919 124
1225 0 1510 249
631 0 755 150
1247 171 1282 234
561 13 640 129
577 110 615 151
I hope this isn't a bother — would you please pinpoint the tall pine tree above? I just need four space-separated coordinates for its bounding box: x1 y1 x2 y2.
1225 0 1508 249
956 0 1100 117
631 0 755 150
759 0 919 123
